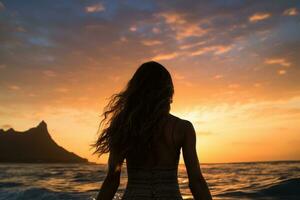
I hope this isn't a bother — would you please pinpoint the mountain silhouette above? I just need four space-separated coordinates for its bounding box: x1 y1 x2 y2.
0 121 88 163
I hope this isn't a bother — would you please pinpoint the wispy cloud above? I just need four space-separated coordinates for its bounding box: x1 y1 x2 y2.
254 83 262 88
43 70 57 77
152 27 160 34
278 69 287 75
249 12 271 23
129 25 137 32
228 84 240 89
141 39 162 46
8 85 21 91
191 45 232 56
152 52 179 61
179 41 206 50
119 36 128 42
85 3 105 13
213 74 224 80
265 58 291 67
55 87 69 93
283 8 298 16
158 12 206 40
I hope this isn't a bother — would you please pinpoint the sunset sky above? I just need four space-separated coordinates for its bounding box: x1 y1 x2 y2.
1 1 300 164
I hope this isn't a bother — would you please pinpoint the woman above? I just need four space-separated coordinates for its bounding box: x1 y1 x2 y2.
94 61 212 200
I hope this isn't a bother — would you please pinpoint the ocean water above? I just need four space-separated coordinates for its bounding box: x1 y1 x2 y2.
0 161 299 200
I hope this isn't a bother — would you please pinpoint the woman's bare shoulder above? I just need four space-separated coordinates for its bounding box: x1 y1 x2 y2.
168 114 194 147
168 113 193 130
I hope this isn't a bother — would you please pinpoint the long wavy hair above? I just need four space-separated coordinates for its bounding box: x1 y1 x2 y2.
93 61 174 158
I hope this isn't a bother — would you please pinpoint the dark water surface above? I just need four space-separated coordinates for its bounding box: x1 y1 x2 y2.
0 161 299 200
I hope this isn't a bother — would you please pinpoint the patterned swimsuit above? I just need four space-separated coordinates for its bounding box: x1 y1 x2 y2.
122 116 182 199
122 167 183 200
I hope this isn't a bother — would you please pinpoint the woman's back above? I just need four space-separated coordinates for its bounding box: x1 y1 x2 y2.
126 114 182 169
123 114 183 199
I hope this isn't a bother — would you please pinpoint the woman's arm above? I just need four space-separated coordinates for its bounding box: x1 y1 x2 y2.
182 120 212 200
96 150 124 200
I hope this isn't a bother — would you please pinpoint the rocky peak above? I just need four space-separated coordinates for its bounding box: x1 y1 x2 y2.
35 120 51 138
37 120 47 128
0 121 88 163
6 128 15 134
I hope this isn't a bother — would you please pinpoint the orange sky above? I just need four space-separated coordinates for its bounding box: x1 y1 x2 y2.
0 1 300 163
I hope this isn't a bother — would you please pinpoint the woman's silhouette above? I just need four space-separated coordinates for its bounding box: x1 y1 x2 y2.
94 61 212 200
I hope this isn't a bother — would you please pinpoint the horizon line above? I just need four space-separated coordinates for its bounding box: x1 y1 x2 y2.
91 159 300 165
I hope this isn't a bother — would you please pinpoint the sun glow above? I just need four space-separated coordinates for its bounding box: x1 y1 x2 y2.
1 0 300 164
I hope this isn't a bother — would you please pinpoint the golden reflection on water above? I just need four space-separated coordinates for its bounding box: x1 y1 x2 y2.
1 162 299 200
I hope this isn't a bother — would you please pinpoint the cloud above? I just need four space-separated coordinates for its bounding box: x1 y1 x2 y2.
28 93 37 97
141 39 162 46
179 41 206 50
152 52 179 61
213 74 223 80
191 45 232 56
152 27 160 34
278 69 286 75
85 3 105 13
1 0 300 108
119 36 128 42
254 83 262 88
8 85 21 90
214 45 233 55
228 84 240 89
191 47 211 56
55 87 69 93
283 8 298 16
43 70 57 77
129 25 137 32
157 12 207 40
265 58 291 67
246 98 300 119
249 12 271 23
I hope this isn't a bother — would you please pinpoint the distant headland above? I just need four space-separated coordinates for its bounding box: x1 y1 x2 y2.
0 121 88 163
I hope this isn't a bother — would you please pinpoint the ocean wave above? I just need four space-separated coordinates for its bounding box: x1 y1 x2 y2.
0 182 23 188
1 162 299 200
218 177 300 199
0 187 94 200
260 178 300 196
35 172 65 179
16 188 71 200
73 171 104 183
